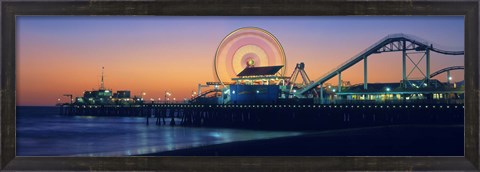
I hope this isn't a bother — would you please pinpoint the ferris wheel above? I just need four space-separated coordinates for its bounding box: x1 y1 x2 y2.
214 27 287 84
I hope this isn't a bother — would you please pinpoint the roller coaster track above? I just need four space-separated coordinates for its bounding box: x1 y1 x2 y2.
430 66 464 78
296 33 464 97
190 89 221 102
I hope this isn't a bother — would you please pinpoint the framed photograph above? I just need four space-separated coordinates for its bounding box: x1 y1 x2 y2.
2 0 479 171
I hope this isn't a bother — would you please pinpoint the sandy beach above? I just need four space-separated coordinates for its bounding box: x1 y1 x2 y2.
142 124 464 156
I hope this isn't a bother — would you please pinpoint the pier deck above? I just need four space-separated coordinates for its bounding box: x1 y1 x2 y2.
59 103 464 130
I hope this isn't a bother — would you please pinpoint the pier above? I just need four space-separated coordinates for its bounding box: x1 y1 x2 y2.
57 32 465 131
60 103 464 130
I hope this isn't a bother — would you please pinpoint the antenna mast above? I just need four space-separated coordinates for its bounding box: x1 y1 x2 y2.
100 66 105 90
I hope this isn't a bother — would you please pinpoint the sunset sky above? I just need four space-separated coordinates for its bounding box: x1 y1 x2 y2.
17 16 464 106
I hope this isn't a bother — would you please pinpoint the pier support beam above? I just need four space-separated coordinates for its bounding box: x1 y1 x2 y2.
320 84 323 104
338 72 342 93
402 40 407 88
198 84 202 96
364 56 368 90
170 109 176 126
447 70 451 85
425 47 430 83
146 114 149 125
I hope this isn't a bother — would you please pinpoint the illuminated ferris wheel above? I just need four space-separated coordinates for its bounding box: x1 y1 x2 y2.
214 27 287 84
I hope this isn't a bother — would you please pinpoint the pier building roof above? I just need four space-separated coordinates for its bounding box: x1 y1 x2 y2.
237 65 283 77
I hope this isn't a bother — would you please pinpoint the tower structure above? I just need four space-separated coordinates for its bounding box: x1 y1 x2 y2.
100 66 105 90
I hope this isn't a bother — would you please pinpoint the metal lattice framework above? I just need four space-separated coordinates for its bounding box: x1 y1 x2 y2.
295 33 464 98
288 62 317 96
403 51 430 88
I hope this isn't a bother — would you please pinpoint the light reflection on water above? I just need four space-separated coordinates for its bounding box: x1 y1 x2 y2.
16 107 304 156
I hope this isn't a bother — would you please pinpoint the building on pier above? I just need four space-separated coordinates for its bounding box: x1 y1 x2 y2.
317 79 464 104
194 60 290 104
227 65 287 104
71 68 139 105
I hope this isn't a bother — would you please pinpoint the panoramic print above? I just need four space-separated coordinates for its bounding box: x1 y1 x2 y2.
17 16 464 156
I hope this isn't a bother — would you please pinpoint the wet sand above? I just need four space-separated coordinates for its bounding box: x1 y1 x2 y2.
142 125 464 156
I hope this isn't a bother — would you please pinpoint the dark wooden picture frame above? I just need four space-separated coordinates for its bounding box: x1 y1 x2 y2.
1 0 479 171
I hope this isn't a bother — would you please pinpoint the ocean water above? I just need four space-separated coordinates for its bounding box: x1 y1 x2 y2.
16 106 304 156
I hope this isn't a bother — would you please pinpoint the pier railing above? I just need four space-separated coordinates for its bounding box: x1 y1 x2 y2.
314 99 464 105
59 102 464 131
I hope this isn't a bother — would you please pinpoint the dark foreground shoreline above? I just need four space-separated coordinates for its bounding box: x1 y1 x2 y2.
141 125 463 156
